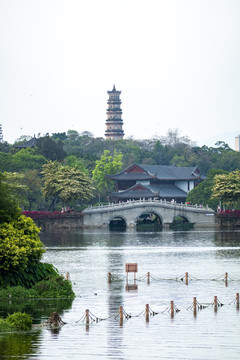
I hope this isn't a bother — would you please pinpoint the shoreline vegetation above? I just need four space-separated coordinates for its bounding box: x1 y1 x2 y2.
0 181 75 332
0 264 75 332
0 269 75 300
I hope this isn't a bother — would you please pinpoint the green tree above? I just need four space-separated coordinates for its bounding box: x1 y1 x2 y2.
0 173 21 224
0 141 10 153
52 132 67 141
36 136 66 161
0 215 44 273
0 152 13 172
22 170 43 211
63 155 89 174
42 161 95 209
186 169 228 210
10 148 47 171
211 170 240 207
92 150 123 194
1 171 43 211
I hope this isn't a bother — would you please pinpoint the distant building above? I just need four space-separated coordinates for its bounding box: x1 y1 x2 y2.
107 163 205 203
105 85 124 140
235 135 240 151
14 135 38 149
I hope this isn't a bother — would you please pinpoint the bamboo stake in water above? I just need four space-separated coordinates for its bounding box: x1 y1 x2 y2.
145 304 149 322
119 306 123 325
193 297 197 317
225 272 228 287
236 293 239 310
85 309 89 325
147 272 150 285
214 296 218 313
170 301 174 318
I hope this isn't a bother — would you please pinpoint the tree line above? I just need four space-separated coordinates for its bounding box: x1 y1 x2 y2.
0 128 240 211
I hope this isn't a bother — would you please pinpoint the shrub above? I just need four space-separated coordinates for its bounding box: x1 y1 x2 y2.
6 312 32 331
0 319 15 332
0 273 75 300
0 286 34 299
0 215 44 274
0 262 59 288
33 275 75 299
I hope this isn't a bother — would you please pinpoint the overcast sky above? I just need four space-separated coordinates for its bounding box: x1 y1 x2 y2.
0 0 240 148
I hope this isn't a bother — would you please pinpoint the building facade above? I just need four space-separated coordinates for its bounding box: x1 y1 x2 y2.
105 85 124 140
107 163 205 203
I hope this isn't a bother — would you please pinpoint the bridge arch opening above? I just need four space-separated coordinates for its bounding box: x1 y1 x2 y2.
109 216 126 231
173 215 189 223
136 211 162 231
170 215 194 230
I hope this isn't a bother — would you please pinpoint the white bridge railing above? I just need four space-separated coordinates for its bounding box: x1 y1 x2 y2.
83 198 213 213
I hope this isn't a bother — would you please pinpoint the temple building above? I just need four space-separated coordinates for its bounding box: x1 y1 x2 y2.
14 135 38 149
107 163 205 203
105 85 124 140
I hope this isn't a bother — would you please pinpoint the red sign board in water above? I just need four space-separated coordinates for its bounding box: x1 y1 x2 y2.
125 263 138 273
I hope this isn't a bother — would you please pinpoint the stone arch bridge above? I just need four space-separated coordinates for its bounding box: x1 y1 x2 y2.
82 199 215 229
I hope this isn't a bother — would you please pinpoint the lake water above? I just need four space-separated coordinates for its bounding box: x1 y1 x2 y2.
1 228 240 360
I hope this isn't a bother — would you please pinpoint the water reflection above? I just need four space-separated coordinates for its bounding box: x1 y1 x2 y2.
106 237 125 359
0 331 41 359
0 299 73 323
214 229 240 246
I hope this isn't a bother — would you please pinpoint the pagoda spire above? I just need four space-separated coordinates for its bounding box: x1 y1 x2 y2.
0 124 3 143
105 85 124 140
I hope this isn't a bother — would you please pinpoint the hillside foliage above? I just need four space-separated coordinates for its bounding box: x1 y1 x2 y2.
0 129 240 211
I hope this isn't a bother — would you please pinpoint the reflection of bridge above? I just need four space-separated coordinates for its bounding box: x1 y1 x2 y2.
82 199 216 229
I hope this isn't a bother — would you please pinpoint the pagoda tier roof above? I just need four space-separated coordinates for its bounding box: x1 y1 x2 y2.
107 163 205 181
111 183 187 199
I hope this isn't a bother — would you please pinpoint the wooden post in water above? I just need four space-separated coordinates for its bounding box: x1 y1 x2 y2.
170 301 174 318
65 272 69 280
119 306 123 326
214 296 218 313
193 297 197 317
145 304 149 322
185 272 188 285
108 272 111 284
236 293 239 310
225 272 228 287
147 272 150 285
85 309 89 325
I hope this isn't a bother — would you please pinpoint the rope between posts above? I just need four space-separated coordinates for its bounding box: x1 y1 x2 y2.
211 299 224 307
71 295 239 326
109 272 240 282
